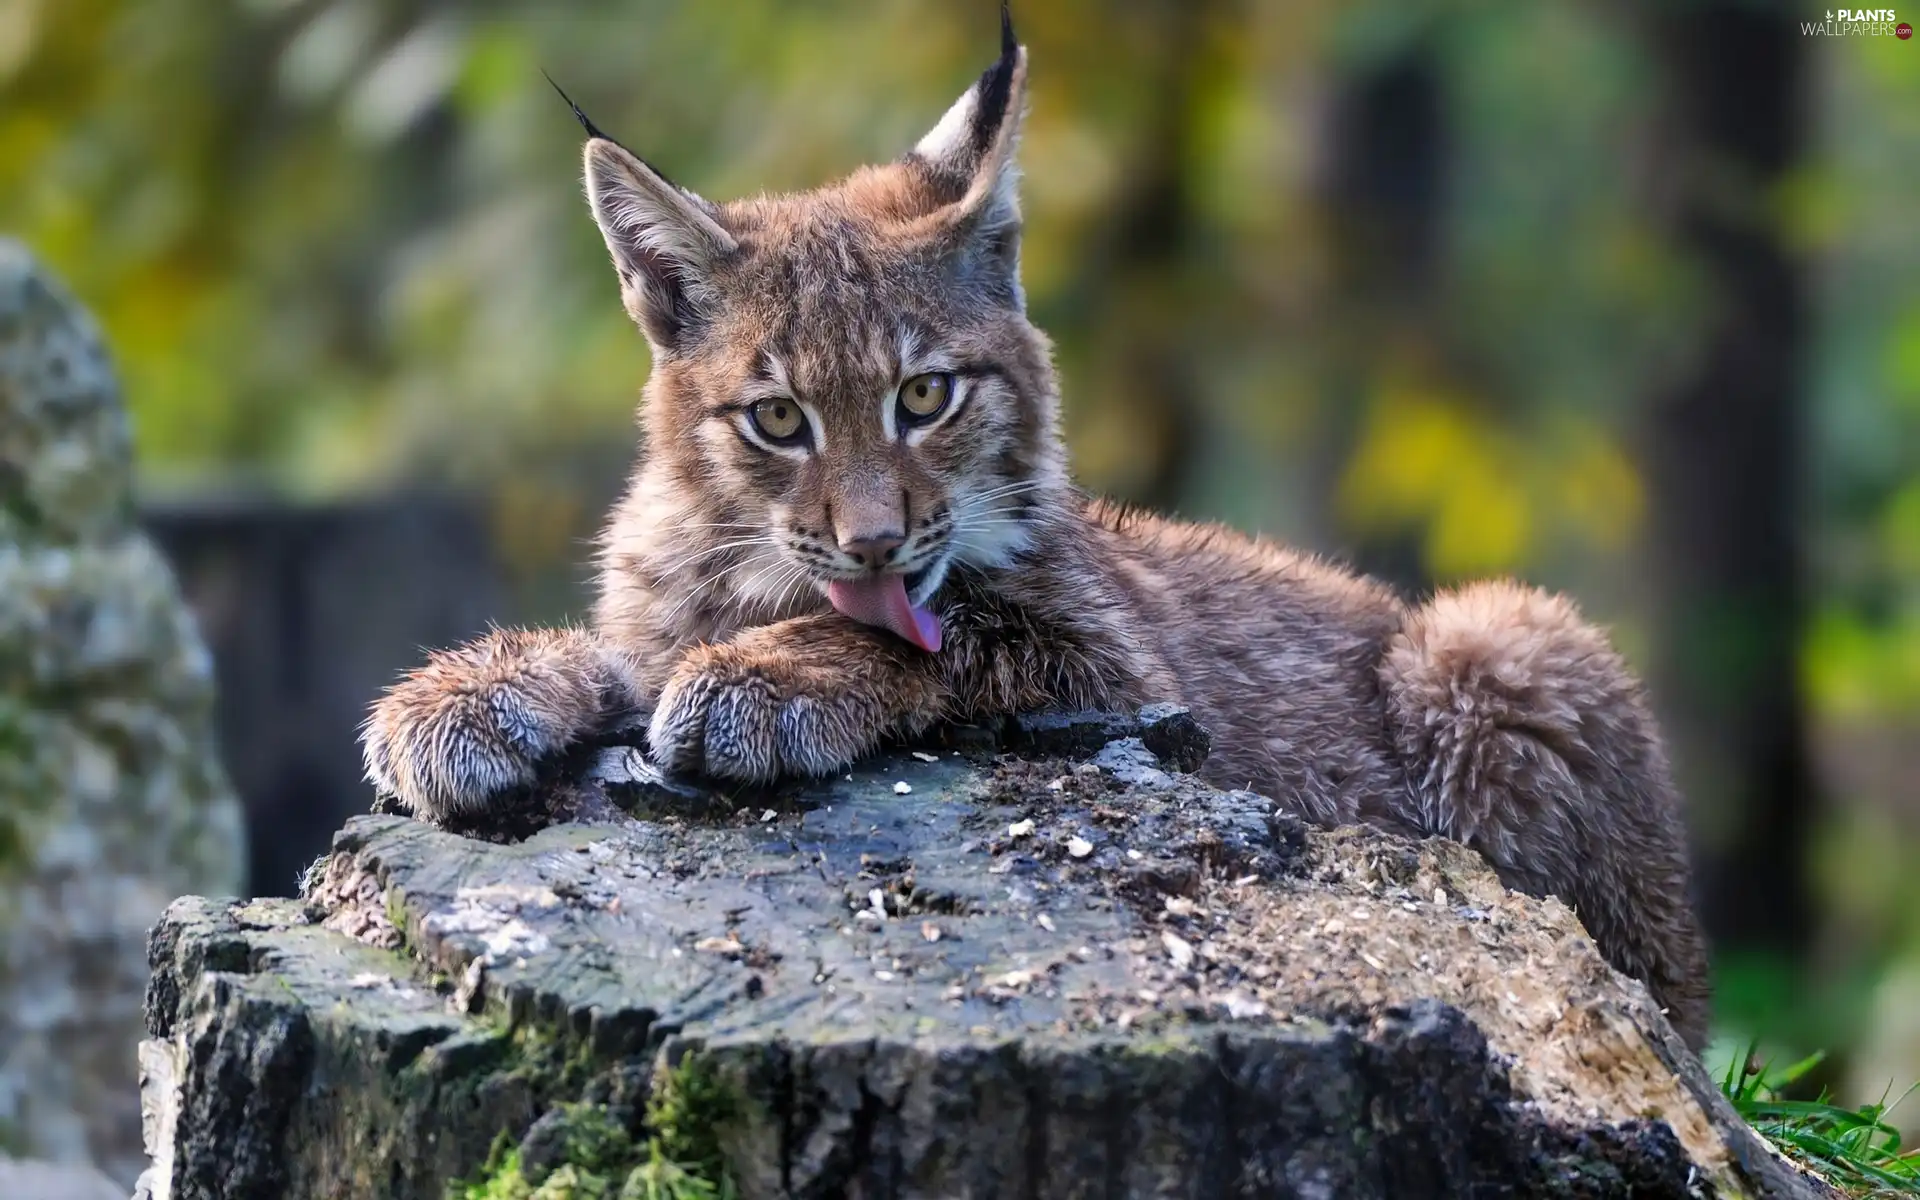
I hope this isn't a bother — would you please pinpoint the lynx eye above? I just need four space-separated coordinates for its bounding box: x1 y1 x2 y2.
897 372 954 423
748 397 807 444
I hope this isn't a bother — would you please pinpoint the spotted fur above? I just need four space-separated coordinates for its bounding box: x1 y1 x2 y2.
362 17 1711 1048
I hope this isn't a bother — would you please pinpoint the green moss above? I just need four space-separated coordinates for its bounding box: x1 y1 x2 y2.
643 1049 737 1183
0 698 42 876
447 1051 740 1200
0 1113 28 1157
385 886 412 947
619 1145 733 1200
455 1138 531 1200
452 1106 631 1199
0 813 25 875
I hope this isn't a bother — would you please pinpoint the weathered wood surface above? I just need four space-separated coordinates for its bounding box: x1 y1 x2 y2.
136 709 1828 1199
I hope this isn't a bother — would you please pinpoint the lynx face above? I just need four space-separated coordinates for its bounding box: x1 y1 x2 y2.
578 15 1064 651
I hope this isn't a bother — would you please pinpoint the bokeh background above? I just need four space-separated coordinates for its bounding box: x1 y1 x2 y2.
3 0 1917 1138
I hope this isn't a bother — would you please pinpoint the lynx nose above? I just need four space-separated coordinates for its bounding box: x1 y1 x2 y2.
839 533 905 570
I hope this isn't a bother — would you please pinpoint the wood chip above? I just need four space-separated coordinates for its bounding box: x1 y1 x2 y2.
1161 932 1195 969
1164 897 1197 917
1036 914 1056 932
910 751 940 762
921 922 942 942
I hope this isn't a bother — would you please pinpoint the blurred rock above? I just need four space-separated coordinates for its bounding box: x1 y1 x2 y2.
1844 960 1920 1142
0 239 246 1186
0 1154 126 1200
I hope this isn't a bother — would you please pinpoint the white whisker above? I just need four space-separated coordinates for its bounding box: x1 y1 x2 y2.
765 563 816 619
966 479 1048 504
964 504 1037 521
656 552 772 628
733 555 798 608
654 536 776 580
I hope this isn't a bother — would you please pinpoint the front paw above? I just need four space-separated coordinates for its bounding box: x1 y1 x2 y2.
647 649 884 783
361 627 626 821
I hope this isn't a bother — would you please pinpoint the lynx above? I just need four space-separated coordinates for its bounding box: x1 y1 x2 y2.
361 12 1711 1048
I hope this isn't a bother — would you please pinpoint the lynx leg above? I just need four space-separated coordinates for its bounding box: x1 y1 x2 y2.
1379 581 1712 1050
361 626 642 822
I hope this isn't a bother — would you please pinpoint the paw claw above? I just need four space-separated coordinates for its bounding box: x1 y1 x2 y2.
701 676 781 781
777 696 857 778
647 673 717 775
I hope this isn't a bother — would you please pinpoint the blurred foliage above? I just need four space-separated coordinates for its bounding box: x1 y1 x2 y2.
2 0 1919 1086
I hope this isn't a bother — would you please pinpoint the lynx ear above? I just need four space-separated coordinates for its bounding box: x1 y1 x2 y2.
907 5 1028 297
581 137 737 351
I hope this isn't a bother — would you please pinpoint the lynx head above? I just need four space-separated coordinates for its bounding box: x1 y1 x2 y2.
575 9 1064 652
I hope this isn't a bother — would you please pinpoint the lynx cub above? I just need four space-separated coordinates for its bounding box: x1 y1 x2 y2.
362 13 1711 1047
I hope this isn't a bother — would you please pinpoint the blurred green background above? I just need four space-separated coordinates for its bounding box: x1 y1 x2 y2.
3 0 1917 1123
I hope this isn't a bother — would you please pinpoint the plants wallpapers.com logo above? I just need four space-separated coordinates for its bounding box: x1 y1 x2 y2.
1801 8 1912 34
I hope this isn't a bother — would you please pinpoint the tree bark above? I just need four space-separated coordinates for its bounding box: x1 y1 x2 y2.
1307 39 1450 594
1631 3 1814 961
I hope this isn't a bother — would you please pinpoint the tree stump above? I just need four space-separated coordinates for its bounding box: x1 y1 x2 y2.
136 709 1827 1199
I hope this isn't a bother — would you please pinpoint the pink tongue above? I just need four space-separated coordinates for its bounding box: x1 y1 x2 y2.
827 575 943 653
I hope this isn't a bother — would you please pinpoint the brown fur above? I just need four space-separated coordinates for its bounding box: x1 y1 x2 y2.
362 29 1711 1048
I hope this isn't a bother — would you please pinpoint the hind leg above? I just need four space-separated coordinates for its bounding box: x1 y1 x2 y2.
1379 581 1712 1050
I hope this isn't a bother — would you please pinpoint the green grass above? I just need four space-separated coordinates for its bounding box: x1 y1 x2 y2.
1720 1042 1920 1197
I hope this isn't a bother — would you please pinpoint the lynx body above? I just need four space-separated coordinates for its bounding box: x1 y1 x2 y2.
362 16 1712 1048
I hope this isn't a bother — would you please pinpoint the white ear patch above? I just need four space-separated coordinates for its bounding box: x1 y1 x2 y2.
585 140 736 266
914 84 981 166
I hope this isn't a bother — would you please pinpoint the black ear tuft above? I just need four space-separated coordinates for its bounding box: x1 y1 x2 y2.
545 71 700 195
542 70 612 142
970 5 1020 159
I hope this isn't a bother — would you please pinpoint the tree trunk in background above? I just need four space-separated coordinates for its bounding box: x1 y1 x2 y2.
146 494 506 897
1633 6 1813 962
1066 0 1211 515
1307 40 1449 595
